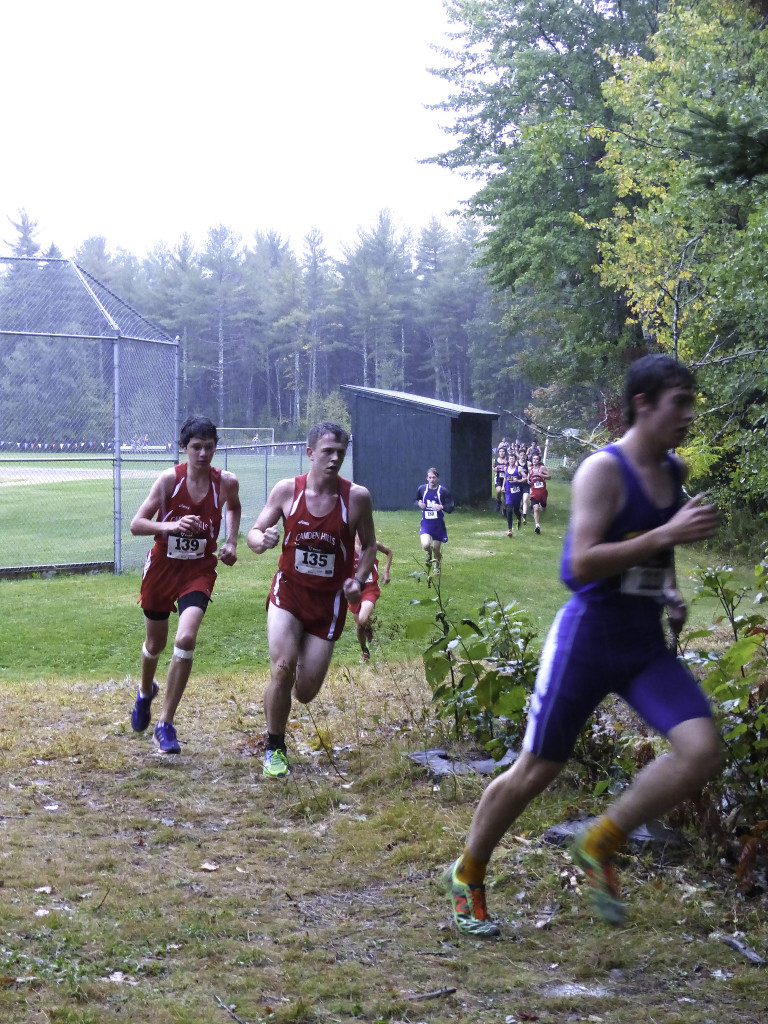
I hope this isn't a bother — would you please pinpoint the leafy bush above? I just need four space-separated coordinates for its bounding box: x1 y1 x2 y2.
683 553 768 825
408 588 539 758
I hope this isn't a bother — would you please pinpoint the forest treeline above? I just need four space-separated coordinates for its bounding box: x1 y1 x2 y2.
428 0 767 525
4 211 519 441
3 0 767 535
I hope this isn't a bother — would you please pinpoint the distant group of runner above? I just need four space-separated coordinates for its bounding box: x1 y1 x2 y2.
126 354 725 935
493 438 551 535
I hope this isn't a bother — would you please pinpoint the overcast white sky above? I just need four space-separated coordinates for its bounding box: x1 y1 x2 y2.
0 0 474 260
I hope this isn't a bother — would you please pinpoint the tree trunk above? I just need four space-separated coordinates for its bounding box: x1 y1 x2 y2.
294 347 301 425
274 359 282 422
217 313 225 426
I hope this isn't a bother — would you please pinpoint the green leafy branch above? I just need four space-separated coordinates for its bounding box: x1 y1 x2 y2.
407 585 539 759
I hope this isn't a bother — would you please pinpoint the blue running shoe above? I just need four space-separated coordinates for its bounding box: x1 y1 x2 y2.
153 721 181 754
131 680 159 732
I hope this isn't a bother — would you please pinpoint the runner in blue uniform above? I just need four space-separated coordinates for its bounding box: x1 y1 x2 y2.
503 455 527 536
416 467 454 578
443 354 721 936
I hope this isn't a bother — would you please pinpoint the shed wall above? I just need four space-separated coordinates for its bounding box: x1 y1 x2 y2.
450 416 494 505
348 395 452 511
347 392 497 511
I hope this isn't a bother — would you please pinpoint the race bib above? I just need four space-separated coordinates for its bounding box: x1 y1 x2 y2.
424 509 438 520
295 546 335 578
509 485 521 494
167 535 206 560
532 480 544 490
620 565 666 597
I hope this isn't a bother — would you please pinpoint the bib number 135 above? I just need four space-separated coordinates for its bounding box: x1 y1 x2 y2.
295 547 335 577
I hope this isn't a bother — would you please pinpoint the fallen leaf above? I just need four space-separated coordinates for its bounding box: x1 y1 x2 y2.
200 862 219 872
34 886 53 894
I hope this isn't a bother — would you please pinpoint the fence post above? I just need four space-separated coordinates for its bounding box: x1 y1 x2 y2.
113 332 123 574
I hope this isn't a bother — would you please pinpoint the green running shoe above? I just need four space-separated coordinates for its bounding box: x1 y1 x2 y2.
442 859 500 937
263 748 290 778
570 833 627 926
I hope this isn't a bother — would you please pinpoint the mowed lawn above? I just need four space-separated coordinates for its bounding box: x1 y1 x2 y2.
0 470 748 684
0 450 308 573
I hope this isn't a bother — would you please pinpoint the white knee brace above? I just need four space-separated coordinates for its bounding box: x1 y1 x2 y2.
173 646 194 661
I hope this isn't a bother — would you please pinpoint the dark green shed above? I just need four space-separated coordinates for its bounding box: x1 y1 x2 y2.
340 386 499 511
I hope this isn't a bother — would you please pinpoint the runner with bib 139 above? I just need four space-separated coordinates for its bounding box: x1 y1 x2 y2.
129 415 241 755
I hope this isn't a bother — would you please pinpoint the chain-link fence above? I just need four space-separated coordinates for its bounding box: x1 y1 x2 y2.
0 256 178 576
0 259 359 576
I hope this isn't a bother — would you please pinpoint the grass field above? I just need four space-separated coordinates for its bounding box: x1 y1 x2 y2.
0 473 742 684
0 450 309 572
1 476 766 1024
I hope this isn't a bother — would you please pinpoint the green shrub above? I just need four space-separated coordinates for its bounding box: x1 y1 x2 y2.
684 553 768 824
408 587 539 758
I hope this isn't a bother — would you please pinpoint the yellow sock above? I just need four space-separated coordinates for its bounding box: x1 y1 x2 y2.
583 815 626 862
456 849 489 886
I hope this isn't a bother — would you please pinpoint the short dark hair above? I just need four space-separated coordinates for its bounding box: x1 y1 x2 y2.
307 421 350 449
623 354 695 426
179 415 218 447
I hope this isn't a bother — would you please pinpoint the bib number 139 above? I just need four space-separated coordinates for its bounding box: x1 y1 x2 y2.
167 535 205 560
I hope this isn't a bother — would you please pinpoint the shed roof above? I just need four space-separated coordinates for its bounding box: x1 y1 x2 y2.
340 385 498 420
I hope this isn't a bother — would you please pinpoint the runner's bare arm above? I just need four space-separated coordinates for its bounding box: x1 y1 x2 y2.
218 472 241 565
246 478 293 554
344 486 376 599
377 541 394 583
130 469 200 537
569 453 718 585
